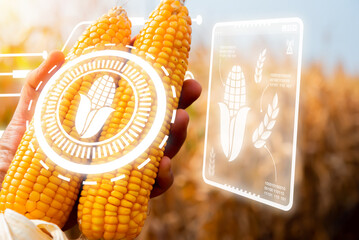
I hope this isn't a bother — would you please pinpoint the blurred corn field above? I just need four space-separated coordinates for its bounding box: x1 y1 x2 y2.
137 49 359 240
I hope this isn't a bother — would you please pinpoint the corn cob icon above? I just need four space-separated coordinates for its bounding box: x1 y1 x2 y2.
75 74 116 139
218 65 250 162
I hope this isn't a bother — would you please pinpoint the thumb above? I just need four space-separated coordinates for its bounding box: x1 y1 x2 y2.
0 51 64 157
20 51 65 121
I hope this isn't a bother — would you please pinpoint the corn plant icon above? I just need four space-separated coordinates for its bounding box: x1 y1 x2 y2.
75 74 116 139
218 65 250 162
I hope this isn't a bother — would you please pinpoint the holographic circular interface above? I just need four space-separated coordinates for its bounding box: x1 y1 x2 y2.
34 50 166 174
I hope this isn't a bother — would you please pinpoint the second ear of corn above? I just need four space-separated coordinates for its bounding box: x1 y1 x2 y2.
78 1 192 239
0 0 191 239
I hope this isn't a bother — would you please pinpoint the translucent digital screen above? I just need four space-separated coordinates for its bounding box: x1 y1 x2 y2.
203 18 303 210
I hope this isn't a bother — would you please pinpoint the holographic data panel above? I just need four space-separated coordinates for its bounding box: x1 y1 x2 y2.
203 18 303 210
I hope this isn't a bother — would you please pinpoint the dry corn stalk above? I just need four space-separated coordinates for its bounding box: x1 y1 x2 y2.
219 65 250 162
0 209 67 239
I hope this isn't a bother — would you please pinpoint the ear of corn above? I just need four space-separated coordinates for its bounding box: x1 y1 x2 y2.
218 65 250 162
61 7 131 141
77 0 192 239
0 7 132 228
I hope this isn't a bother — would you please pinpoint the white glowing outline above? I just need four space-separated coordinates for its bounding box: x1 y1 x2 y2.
34 50 166 174
203 18 303 211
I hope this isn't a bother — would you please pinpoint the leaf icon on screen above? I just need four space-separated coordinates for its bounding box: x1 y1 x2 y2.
75 74 116 139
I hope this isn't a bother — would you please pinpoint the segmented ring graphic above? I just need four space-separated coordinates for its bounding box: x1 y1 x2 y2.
29 48 177 183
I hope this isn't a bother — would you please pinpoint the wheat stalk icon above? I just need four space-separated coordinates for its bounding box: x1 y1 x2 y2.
208 148 216 176
252 93 279 148
75 74 116 139
252 93 280 181
254 49 266 84
218 65 250 162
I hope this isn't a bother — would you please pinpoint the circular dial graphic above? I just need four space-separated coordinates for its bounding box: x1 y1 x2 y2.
34 50 166 174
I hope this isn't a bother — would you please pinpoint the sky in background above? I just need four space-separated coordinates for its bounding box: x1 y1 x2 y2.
186 0 359 75
0 0 358 75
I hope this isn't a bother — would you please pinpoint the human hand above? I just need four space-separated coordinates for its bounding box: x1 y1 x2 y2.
127 36 202 197
150 79 201 198
0 51 65 184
